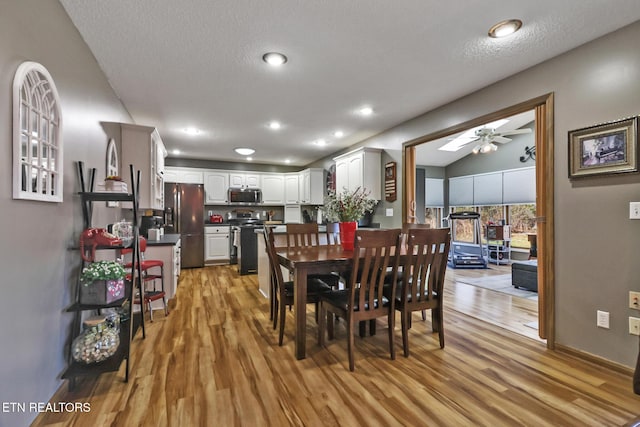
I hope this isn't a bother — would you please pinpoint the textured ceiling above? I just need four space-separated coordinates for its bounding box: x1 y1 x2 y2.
60 0 640 166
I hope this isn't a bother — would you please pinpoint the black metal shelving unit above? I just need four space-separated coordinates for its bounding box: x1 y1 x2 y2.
62 161 146 390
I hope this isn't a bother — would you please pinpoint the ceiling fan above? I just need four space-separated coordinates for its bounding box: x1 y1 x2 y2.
469 127 533 154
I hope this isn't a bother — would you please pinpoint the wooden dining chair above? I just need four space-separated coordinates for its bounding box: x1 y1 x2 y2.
318 228 402 371
264 226 332 345
393 227 451 356
285 223 341 289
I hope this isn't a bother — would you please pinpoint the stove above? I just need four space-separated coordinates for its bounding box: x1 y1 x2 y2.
228 210 263 273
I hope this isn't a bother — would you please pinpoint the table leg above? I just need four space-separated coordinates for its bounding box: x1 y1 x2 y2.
295 265 308 360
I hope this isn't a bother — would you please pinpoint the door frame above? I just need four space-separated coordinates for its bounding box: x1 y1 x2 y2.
402 93 555 348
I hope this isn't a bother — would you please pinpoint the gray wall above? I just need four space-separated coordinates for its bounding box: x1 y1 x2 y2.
312 21 640 368
1 4 639 422
0 2 131 425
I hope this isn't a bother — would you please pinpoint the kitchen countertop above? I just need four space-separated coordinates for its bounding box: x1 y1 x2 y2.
145 233 181 246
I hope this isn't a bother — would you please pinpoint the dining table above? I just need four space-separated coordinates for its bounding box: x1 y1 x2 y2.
276 245 355 360
276 242 411 360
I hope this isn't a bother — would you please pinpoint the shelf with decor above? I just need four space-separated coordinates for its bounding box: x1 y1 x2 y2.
486 224 511 265
61 161 146 390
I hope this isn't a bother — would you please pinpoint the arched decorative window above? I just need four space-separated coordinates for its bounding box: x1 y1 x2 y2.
13 61 63 202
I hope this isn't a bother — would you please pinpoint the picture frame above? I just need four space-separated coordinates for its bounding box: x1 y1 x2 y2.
385 161 397 202
568 116 638 179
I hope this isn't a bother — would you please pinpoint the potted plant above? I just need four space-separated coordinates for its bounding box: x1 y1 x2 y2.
79 260 126 305
323 187 378 250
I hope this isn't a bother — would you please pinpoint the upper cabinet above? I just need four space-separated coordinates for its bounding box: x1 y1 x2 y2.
299 168 325 205
164 167 204 184
229 172 260 188
204 170 229 204
284 173 300 204
333 147 382 200
261 173 285 204
120 123 167 209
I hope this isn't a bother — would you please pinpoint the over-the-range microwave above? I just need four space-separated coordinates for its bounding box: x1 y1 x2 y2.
228 187 262 204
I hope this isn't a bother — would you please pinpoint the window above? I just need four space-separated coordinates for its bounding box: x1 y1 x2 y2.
13 61 63 202
449 206 476 243
425 207 444 228
508 204 537 248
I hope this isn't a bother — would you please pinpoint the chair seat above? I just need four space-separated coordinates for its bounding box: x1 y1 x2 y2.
124 259 164 270
321 289 389 311
283 278 332 298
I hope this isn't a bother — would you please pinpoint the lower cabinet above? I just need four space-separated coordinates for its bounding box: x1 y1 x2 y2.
205 226 230 263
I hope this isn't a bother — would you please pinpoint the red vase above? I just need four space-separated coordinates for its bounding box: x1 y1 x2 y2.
339 221 358 251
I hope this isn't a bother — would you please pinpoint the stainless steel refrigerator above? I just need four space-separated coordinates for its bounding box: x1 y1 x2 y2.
164 183 204 268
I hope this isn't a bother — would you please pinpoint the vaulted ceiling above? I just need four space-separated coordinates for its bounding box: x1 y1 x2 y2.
60 1 640 166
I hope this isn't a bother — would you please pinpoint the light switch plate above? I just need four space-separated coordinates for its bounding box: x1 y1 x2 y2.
385 208 393 217
597 310 610 329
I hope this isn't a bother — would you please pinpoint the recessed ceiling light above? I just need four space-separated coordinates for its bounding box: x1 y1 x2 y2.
285 159 291 164
333 130 344 138
315 139 326 146
488 19 522 38
183 127 200 135
234 147 255 156
262 52 288 66
269 121 281 130
246 157 253 161
359 106 373 116
172 149 181 155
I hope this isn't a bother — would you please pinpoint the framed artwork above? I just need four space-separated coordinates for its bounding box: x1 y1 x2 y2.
385 161 397 202
568 116 638 179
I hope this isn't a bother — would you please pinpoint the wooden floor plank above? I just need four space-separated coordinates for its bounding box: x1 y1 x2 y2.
33 265 639 426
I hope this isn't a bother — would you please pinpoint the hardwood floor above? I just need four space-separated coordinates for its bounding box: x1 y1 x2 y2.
34 265 639 426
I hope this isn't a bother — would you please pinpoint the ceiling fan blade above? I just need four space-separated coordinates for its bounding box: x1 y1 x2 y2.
496 128 532 137
493 135 512 144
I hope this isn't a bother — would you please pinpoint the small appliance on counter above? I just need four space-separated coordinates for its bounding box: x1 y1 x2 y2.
209 212 224 223
140 215 164 238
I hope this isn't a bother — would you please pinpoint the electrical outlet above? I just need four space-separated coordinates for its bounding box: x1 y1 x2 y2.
630 291 640 310
597 310 610 329
630 202 640 219
629 317 640 336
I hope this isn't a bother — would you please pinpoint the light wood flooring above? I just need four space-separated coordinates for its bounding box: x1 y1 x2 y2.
34 265 640 426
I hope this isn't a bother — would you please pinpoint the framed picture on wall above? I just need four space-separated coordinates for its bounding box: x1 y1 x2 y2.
569 116 638 178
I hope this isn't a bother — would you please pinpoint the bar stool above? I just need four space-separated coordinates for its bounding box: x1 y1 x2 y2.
122 237 168 321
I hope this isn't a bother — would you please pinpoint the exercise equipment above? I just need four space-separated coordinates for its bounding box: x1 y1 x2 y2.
447 211 487 269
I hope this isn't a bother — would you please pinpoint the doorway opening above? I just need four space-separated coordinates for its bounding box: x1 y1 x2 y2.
402 93 555 348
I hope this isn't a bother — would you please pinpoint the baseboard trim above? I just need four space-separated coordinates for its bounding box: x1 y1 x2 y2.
555 343 634 375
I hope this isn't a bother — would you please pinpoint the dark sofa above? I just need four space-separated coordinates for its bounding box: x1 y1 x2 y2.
511 259 538 292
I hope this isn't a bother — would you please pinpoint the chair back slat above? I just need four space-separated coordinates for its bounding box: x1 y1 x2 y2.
286 223 321 248
401 228 451 306
349 229 402 313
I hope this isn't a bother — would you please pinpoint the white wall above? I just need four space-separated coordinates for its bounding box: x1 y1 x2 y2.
0 2 131 425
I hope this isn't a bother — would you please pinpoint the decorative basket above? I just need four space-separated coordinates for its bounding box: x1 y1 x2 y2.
79 278 125 305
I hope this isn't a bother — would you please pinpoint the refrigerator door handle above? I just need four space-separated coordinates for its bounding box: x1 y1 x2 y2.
176 187 181 234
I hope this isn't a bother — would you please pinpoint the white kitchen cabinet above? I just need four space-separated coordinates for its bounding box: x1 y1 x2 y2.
261 173 285 204
299 168 325 205
164 167 204 184
204 170 229 204
229 172 260 188
120 123 167 209
284 205 302 223
284 173 300 204
205 226 230 263
332 147 382 200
